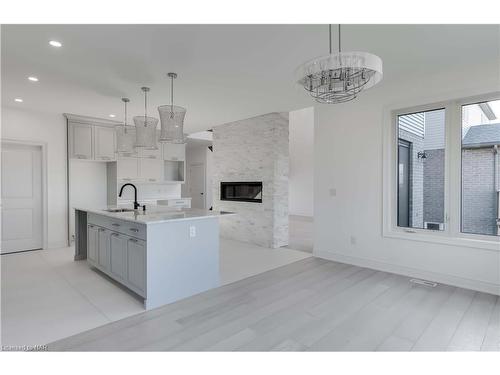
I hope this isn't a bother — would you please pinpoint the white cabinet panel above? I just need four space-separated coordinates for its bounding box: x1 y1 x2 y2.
117 157 139 181
69 123 93 159
139 148 161 159
110 233 128 281
127 238 146 294
97 227 110 271
94 126 116 161
87 224 98 264
162 143 185 161
139 158 163 183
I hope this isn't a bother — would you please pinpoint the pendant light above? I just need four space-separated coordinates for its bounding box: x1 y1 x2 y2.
158 72 186 144
115 97 136 155
134 86 158 149
295 24 383 104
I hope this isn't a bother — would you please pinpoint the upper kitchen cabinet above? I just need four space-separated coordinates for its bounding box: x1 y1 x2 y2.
65 114 120 162
94 126 116 161
69 123 93 160
162 143 185 161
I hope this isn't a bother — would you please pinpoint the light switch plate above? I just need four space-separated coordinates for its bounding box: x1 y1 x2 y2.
189 226 196 238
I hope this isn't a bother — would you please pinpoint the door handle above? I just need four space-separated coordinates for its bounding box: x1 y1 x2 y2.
129 228 139 232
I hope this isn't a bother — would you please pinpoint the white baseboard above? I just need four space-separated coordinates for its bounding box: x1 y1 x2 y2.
47 241 69 250
314 250 500 296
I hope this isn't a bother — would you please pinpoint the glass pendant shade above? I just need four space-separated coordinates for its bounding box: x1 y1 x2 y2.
158 105 186 144
296 25 383 104
134 115 158 149
296 51 383 103
116 97 136 155
116 125 136 154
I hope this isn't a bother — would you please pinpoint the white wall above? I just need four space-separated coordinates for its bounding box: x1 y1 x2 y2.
314 61 500 294
289 107 314 217
1 106 68 248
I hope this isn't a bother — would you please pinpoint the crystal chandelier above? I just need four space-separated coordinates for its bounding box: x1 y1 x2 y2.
134 86 158 149
296 25 383 104
158 72 186 144
115 97 136 155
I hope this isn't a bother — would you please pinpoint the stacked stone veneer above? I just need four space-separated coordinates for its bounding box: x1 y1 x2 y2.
212 112 289 248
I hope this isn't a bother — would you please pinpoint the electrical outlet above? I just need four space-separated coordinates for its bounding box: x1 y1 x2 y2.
350 235 357 245
189 226 196 238
329 188 337 197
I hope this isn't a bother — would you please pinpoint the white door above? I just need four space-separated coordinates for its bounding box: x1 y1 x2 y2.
1 143 43 253
189 163 205 209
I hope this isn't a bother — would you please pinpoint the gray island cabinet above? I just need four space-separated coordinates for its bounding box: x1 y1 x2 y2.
75 207 231 310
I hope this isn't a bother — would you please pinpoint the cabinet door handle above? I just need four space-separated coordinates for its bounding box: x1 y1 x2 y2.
98 228 105 232
148 155 156 159
88 225 95 228
123 178 132 181
148 178 156 182
110 233 119 237
75 154 87 159
129 238 138 243
112 223 120 227
129 228 139 232
101 156 111 160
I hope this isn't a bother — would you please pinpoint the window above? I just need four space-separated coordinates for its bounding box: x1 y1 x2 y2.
386 93 500 248
461 100 500 237
397 109 446 231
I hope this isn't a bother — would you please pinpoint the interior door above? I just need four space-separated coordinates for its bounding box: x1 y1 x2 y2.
189 163 205 209
398 139 411 227
1 143 43 253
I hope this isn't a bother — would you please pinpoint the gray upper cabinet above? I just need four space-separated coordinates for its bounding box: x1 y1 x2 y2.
66 114 118 162
94 126 116 161
162 143 185 161
69 123 93 159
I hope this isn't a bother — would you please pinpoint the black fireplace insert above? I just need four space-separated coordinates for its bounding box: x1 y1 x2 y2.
220 181 262 203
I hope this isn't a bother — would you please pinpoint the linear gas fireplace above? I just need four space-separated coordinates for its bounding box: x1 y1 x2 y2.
220 181 262 203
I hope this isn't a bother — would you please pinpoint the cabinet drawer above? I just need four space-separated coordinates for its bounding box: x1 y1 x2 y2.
88 213 146 240
157 198 191 208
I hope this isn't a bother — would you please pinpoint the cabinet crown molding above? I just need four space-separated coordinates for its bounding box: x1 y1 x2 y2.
64 113 122 127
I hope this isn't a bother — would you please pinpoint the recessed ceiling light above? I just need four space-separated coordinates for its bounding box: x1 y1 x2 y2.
14 98 23 102
109 114 116 118
49 40 62 48
28 76 39 82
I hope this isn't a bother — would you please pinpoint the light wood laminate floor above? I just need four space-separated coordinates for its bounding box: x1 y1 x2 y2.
49 257 500 351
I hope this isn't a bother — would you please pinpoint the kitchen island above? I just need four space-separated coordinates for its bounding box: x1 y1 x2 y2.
74 206 233 310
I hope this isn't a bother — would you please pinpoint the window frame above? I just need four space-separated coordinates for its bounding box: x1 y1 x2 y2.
383 92 500 252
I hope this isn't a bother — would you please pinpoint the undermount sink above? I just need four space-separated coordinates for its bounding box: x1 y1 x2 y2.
104 208 135 213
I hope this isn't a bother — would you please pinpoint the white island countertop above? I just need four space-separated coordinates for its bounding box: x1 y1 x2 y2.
75 205 235 225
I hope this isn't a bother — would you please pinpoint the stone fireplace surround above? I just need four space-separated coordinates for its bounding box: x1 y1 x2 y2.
212 112 289 248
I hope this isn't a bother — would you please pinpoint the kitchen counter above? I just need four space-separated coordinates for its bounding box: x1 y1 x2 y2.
74 205 234 225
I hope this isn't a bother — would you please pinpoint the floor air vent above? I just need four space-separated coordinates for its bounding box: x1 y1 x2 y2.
409 278 438 288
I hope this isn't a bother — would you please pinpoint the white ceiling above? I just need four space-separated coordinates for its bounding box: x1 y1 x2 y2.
2 24 498 133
